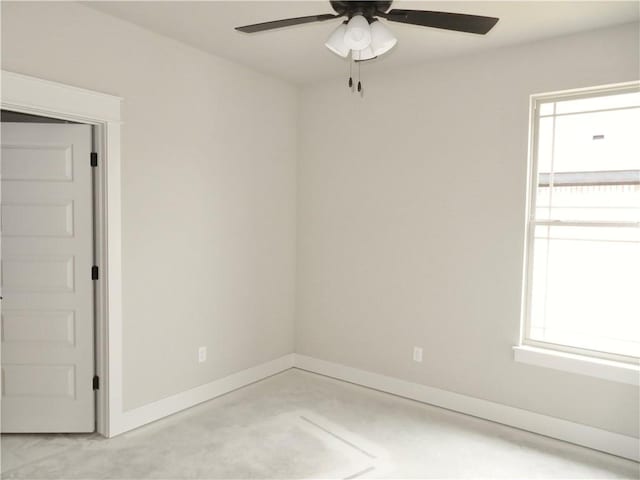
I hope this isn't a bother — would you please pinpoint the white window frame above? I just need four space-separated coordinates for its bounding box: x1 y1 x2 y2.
516 81 640 385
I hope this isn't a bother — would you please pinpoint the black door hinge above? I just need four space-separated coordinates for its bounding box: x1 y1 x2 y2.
90 152 98 167
93 375 99 390
91 265 99 280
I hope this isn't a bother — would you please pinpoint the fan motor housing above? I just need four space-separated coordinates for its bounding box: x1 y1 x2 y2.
330 1 393 19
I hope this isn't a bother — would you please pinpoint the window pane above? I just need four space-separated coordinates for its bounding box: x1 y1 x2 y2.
554 91 640 115
530 225 640 357
539 102 555 116
535 98 640 223
552 108 639 172
536 116 554 173
535 184 640 223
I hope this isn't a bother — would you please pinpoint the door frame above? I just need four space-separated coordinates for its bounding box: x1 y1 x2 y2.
1 70 123 437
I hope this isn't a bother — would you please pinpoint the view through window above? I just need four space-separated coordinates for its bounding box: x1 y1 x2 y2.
525 85 640 361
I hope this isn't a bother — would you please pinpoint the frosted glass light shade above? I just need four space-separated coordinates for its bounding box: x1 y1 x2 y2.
370 20 397 56
344 15 372 50
352 46 376 61
325 23 350 57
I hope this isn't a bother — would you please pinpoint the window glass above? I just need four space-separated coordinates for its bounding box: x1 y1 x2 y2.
554 91 640 115
530 226 640 357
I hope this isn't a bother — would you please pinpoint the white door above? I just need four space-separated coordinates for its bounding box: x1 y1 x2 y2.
1 123 95 432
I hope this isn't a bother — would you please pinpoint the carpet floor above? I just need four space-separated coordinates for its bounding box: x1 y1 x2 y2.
1 369 637 479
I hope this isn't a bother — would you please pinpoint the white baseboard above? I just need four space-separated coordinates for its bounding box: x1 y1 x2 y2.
293 354 640 462
112 354 295 436
108 352 638 462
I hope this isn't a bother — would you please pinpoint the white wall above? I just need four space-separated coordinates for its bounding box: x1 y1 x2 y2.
1 1 297 410
297 23 640 438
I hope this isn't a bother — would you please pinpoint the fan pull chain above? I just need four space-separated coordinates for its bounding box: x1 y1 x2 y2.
348 55 353 90
357 59 362 93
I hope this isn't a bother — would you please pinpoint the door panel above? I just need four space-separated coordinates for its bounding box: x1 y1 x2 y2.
1 145 73 181
1 123 94 432
2 202 74 237
2 364 76 398
2 255 75 292
1 310 75 345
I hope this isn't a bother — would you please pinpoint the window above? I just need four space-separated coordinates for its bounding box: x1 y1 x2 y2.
522 83 640 365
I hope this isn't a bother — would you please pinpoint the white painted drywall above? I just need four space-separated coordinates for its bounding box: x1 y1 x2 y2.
296 23 640 438
1 2 297 410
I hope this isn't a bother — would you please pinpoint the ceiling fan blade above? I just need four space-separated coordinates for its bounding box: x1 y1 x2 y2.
382 10 499 34
235 14 341 33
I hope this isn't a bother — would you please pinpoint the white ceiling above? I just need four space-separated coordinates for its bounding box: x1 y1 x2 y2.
86 1 639 85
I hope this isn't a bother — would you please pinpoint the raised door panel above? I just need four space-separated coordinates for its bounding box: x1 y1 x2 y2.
0 145 73 182
2 255 75 293
2 202 74 237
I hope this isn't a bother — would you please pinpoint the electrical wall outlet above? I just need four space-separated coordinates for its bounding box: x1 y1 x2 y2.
198 346 207 363
413 346 423 363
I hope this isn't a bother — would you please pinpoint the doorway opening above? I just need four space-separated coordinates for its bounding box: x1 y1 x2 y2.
1 70 123 437
1 111 98 432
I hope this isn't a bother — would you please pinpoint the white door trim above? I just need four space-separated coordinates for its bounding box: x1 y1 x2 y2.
1 70 123 437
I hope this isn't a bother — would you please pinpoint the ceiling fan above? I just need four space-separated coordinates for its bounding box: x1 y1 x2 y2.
235 1 499 91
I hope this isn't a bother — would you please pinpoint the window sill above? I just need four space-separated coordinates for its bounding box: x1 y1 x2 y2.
513 345 639 386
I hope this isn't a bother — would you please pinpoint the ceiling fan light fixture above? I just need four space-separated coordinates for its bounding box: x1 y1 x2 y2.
343 14 372 50
234 1 500 91
370 20 397 56
325 22 350 57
